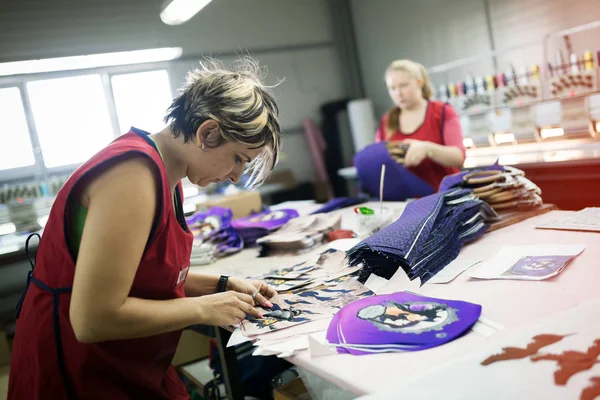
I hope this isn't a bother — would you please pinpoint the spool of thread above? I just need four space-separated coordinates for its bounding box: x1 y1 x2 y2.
555 50 565 75
475 76 486 94
496 73 506 88
584 50 594 70
456 81 465 96
518 67 529 85
438 84 448 100
531 65 540 80
570 53 579 74
448 82 457 98
464 76 475 95
485 75 496 92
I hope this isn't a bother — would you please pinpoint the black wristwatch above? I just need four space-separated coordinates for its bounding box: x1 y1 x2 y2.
217 275 229 293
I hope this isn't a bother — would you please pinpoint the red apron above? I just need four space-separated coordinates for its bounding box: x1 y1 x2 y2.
8 129 194 399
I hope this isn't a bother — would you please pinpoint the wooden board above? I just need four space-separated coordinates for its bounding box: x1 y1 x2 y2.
487 203 557 233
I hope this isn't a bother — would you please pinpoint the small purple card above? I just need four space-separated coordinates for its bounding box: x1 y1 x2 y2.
501 255 573 278
232 209 299 230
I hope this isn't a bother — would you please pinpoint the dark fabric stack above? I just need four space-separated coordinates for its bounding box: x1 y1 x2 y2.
347 188 497 284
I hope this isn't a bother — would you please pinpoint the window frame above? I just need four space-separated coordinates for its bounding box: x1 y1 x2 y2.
0 61 175 182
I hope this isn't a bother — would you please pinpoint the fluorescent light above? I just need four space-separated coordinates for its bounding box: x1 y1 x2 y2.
463 137 474 148
161 0 212 25
0 47 182 77
595 121 600 133
540 127 565 139
494 132 515 145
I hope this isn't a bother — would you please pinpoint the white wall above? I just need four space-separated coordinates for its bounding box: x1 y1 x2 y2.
0 0 347 184
350 0 600 119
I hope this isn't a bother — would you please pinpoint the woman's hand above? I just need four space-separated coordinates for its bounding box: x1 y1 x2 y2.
403 139 431 167
227 277 276 308
197 291 263 326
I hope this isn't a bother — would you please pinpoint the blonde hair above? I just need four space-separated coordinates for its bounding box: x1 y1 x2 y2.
165 56 282 189
384 60 433 136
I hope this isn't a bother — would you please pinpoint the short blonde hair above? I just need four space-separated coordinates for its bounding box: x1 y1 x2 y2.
165 56 282 188
385 59 432 100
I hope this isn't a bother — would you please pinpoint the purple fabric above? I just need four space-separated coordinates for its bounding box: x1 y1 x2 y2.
354 142 434 201
347 188 487 283
232 209 299 246
327 292 481 355
186 207 244 256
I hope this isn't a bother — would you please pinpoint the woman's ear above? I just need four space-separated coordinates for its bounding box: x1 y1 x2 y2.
195 120 220 149
416 79 424 89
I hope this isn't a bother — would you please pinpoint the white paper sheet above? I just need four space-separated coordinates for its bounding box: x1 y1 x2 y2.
363 274 390 295
536 207 600 232
468 244 586 281
227 328 251 347
426 259 482 284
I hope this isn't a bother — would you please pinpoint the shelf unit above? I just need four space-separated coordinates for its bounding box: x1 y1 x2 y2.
427 20 600 150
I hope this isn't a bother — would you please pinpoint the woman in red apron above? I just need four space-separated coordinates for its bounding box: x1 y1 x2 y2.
8 58 282 399
376 59 466 190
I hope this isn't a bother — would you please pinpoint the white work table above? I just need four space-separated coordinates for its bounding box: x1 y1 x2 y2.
192 205 600 399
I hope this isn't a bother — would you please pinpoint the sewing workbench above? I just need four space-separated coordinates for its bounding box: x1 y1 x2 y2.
192 204 600 399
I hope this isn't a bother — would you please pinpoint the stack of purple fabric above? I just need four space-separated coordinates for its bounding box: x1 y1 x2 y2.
232 209 299 247
186 207 243 264
326 292 481 355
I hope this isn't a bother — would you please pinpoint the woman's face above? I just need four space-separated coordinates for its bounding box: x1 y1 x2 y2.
385 69 423 109
186 121 265 187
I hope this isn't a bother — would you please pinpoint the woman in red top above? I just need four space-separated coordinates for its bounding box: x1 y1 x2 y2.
376 59 466 190
8 57 282 399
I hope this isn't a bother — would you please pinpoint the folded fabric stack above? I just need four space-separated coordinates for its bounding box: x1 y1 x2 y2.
440 165 543 212
326 292 481 355
232 209 299 247
347 188 497 284
256 213 342 257
354 142 435 201
186 207 243 265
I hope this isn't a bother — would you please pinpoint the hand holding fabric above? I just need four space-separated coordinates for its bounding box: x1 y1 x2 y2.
227 277 275 308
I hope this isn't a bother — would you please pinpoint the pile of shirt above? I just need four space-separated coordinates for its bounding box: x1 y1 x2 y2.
347 188 497 284
231 209 299 247
186 207 243 265
256 213 342 256
326 292 481 355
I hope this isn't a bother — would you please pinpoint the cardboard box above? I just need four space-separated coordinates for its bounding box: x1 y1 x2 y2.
273 377 311 400
172 329 210 366
198 191 262 219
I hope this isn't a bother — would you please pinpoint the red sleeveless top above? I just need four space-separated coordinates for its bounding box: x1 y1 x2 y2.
9 129 194 399
375 101 466 190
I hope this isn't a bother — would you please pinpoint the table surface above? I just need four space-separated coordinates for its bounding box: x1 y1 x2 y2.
284 209 600 396
190 202 600 396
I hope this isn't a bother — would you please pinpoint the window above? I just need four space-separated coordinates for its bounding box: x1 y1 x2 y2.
26 75 114 168
0 87 36 171
111 70 173 134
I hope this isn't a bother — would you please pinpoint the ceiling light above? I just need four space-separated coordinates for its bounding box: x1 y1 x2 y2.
161 0 212 25
0 48 183 77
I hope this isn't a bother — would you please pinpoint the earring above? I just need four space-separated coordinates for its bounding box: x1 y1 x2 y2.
198 142 205 150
